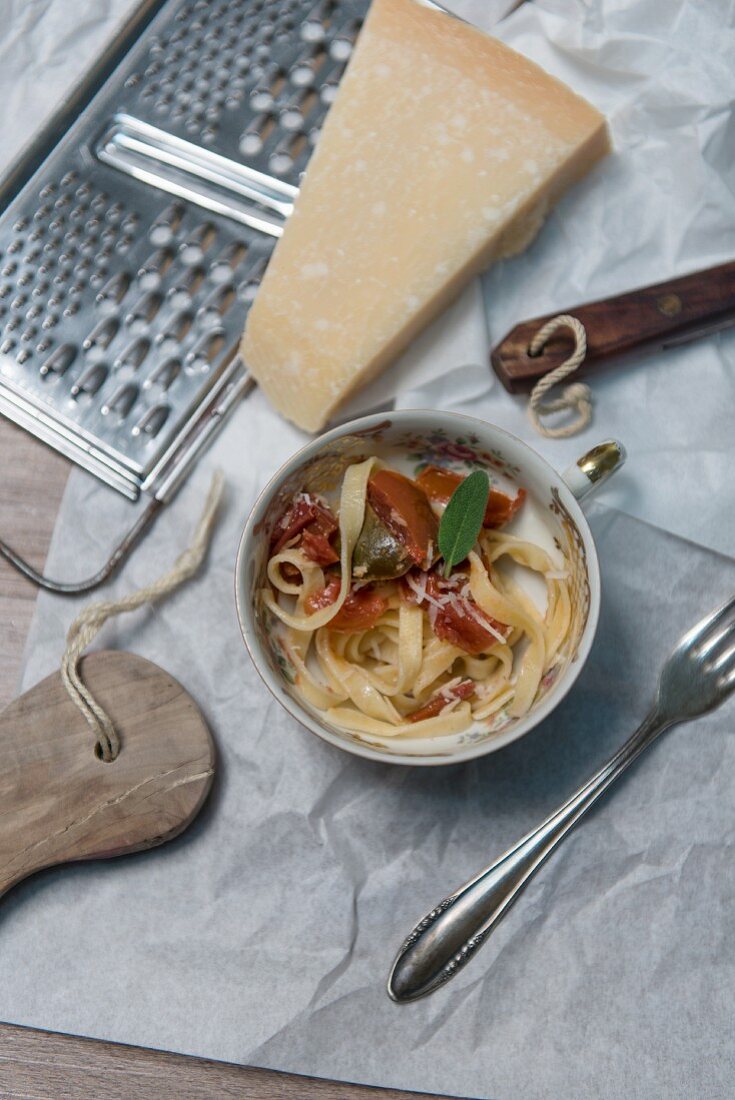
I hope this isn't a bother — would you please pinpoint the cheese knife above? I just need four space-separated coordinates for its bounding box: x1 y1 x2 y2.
490 259 735 392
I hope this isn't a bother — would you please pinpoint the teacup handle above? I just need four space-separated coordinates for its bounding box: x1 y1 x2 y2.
562 439 626 502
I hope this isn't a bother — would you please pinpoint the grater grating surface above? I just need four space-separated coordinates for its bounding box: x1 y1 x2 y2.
0 0 368 499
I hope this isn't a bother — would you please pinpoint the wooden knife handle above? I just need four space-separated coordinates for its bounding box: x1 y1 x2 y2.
491 260 735 393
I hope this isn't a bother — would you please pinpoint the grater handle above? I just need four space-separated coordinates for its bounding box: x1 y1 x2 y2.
0 497 163 596
0 362 255 595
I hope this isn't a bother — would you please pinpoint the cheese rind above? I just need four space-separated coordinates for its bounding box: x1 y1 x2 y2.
242 0 610 432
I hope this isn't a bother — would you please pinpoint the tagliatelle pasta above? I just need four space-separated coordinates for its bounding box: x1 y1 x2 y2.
260 458 573 747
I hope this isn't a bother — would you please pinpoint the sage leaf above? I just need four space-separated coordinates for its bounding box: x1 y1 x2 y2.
438 470 490 577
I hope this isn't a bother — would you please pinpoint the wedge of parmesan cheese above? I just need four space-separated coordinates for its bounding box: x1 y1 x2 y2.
242 0 610 432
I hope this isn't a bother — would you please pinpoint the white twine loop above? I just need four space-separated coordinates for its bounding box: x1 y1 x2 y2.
61 471 225 762
527 314 591 439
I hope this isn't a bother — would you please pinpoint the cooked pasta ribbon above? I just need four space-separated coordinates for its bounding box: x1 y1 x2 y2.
261 462 575 744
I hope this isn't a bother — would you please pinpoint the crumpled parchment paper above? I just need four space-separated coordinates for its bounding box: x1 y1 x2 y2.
3 1 735 1097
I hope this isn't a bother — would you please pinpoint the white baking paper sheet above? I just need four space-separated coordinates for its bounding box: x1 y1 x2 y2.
3 1 735 1097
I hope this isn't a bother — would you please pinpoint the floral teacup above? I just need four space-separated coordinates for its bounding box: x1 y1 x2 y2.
235 411 625 766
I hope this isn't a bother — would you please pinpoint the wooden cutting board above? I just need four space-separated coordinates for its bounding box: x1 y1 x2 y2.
0 649 215 898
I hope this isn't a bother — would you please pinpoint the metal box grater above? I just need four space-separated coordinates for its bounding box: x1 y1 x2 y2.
0 0 368 503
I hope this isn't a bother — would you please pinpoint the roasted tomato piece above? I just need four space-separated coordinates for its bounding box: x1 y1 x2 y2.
416 465 525 529
415 465 464 505
304 577 387 634
408 679 475 723
367 469 438 571
483 487 526 528
304 576 341 612
406 570 511 656
271 492 339 564
301 528 339 566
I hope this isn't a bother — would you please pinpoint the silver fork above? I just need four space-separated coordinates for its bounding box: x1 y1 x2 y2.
388 595 735 1003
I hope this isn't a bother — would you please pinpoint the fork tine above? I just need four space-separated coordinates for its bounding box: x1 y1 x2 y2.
713 640 735 673
718 664 735 697
699 616 735 660
681 594 735 652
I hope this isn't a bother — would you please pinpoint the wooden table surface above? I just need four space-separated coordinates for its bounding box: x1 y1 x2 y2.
0 416 469 1100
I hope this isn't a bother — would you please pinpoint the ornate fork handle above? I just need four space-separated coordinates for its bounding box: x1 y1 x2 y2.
388 709 670 1002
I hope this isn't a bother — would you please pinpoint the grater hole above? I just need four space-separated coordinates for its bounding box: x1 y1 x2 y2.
329 16 361 61
197 284 235 326
114 337 150 373
96 272 131 312
250 62 283 111
150 203 184 246
131 403 170 439
239 113 273 157
138 248 173 289
238 256 268 303
40 344 76 377
83 317 119 357
101 382 138 418
290 47 326 88
280 88 317 131
143 356 180 392
125 291 162 332
71 363 108 398
179 224 216 266
184 330 224 375
156 311 193 353
167 267 204 309
320 78 340 105
269 132 306 176
210 243 247 282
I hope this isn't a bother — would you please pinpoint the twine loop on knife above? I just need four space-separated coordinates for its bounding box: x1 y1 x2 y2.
61 471 225 763
527 314 591 439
